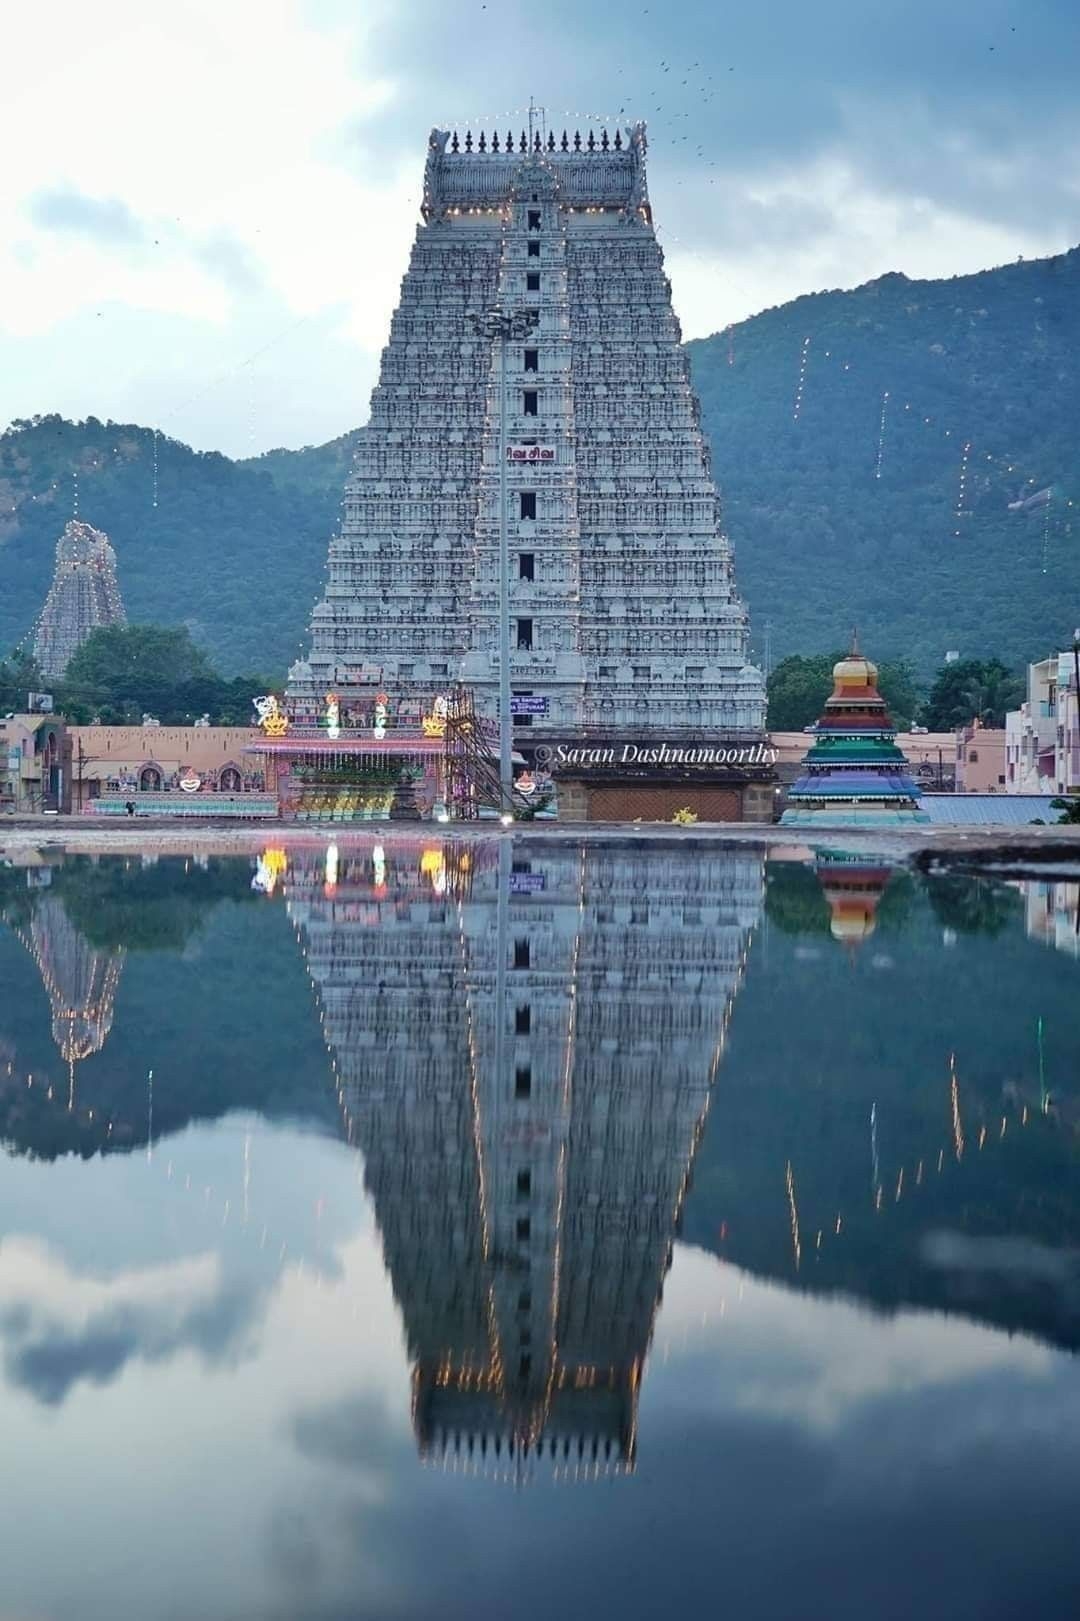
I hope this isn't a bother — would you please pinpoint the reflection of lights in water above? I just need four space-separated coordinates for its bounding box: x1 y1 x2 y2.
252 848 287 895
372 845 386 888
950 1053 965 1160
324 843 339 895
420 848 447 896
785 1159 801 1270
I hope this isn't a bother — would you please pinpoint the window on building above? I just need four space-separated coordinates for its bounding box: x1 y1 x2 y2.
632 664 650 679
598 664 615 678
518 552 535 580
517 1169 532 1198
687 665 705 679
527 209 541 230
523 390 538 416
520 492 536 520
515 1005 531 1034
524 346 539 371
516 618 534 650
514 938 530 968
527 240 540 258
516 1216 531 1242
526 272 540 292
515 1065 532 1098
969 749 979 763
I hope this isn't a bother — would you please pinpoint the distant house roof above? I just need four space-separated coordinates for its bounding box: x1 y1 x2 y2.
916 794 1061 825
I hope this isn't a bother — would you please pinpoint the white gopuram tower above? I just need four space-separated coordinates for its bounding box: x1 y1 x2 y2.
289 119 765 742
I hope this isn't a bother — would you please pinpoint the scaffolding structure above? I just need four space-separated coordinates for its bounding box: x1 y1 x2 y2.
444 686 529 820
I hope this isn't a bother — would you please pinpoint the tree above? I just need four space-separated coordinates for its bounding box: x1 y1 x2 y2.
56 624 270 725
1051 796 1080 825
0 648 44 712
921 658 1023 730
767 651 921 730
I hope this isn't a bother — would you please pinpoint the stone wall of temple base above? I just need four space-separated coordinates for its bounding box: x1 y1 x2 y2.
556 781 590 822
741 782 776 823
559 780 754 822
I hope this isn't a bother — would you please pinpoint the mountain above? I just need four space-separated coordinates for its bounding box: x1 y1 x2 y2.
0 416 339 677
2 246 1078 679
688 247 1080 673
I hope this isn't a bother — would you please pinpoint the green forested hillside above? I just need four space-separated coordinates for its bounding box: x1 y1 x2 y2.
689 248 1080 672
1 247 1077 679
0 417 339 676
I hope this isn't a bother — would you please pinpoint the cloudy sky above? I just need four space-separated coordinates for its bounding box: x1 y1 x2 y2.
2 0 1077 456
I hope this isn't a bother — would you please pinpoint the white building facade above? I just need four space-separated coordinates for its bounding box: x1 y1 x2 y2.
1005 651 1080 796
288 122 765 743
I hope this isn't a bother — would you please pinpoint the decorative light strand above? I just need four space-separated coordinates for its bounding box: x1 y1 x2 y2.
1042 486 1054 575
953 439 972 536
874 390 889 480
792 335 811 422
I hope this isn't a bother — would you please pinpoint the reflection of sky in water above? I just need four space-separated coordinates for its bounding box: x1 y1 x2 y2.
0 845 1078 1619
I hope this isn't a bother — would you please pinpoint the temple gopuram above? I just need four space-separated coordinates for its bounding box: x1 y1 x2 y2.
285 116 771 822
32 519 126 680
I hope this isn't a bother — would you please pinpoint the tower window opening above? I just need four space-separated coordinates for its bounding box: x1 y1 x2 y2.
520 492 536 520
516 1216 531 1242
519 552 535 580
526 272 540 292
515 1064 532 1098
514 938 530 968
523 347 539 371
517 1169 532 1198
516 618 533 650
527 209 541 230
523 390 538 416
515 1004 531 1034
527 240 540 258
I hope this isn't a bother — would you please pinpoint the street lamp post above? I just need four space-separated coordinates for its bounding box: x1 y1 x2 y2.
469 306 540 817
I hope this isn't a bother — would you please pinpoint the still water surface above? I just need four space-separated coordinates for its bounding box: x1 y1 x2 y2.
0 838 1078 1620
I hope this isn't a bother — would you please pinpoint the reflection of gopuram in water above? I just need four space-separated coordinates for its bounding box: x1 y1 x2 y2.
11 896 124 1109
286 837 763 1477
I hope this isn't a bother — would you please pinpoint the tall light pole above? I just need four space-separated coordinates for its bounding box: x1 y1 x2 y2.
469 306 539 817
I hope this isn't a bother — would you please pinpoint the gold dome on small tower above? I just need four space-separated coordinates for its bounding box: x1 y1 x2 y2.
831 631 879 692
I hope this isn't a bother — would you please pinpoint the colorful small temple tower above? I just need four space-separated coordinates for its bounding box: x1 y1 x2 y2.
781 640 927 825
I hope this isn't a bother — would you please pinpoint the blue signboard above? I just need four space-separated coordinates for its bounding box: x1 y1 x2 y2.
511 696 549 715
509 871 547 895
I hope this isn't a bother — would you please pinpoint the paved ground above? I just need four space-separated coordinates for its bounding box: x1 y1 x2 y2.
3 814 1080 871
